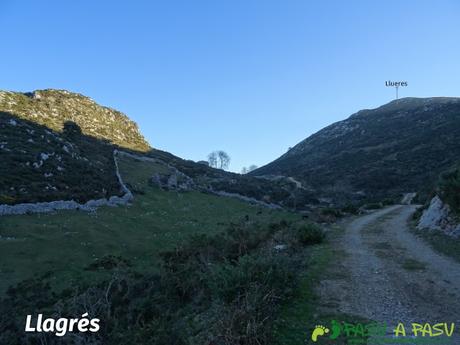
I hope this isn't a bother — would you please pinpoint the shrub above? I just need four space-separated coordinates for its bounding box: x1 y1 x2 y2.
197 254 297 345
320 207 342 218
295 223 325 245
341 204 359 214
208 254 295 303
0 220 309 345
439 168 460 214
363 202 382 210
84 255 131 271
382 198 394 206
412 207 424 221
0 194 16 205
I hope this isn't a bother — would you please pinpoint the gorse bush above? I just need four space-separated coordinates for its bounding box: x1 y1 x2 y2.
439 168 460 214
208 254 296 303
196 254 297 345
295 223 325 245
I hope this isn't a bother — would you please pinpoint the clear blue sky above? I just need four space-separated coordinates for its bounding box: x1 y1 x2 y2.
1 1 459 172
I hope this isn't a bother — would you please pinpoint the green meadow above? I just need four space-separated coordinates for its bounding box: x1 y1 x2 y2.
0 156 299 294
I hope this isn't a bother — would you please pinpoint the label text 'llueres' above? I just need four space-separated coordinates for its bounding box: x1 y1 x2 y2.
385 81 408 87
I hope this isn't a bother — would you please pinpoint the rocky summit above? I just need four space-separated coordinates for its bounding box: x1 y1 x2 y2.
0 89 150 152
252 97 460 204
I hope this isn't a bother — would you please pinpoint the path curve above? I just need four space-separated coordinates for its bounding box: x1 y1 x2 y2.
318 205 460 330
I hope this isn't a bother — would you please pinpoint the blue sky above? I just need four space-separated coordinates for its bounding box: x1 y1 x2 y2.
1 1 459 172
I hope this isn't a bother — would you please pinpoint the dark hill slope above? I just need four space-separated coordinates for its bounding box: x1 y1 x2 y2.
252 97 460 204
143 148 318 208
0 90 149 204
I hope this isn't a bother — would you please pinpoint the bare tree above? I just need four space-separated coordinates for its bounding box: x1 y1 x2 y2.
241 167 248 174
207 151 218 168
217 150 230 170
208 150 230 170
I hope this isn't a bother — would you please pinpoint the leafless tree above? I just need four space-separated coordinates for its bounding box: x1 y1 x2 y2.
207 151 218 168
208 150 230 170
217 150 230 170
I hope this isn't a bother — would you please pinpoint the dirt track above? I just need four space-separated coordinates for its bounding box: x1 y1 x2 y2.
317 205 460 337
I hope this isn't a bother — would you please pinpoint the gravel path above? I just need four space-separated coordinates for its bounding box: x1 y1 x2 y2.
317 205 460 340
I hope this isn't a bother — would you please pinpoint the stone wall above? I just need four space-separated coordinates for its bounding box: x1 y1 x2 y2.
0 150 133 216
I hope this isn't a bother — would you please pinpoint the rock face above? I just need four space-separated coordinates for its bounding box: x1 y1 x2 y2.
418 196 460 237
150 171 195 191
0 89 149 152
400 192 416 205
252 97 460 204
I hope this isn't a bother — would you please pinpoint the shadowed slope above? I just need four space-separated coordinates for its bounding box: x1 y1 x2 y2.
252 97 460 204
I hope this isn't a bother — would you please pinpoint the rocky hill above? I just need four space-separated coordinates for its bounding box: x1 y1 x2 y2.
1 89 316 209
252 97 460 204
0 89 149 151
0 90 149 204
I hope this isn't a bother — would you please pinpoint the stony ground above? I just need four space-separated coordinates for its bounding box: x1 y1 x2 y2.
317 205 460 342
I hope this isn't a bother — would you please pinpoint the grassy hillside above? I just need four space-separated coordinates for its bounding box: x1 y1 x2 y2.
0 155 300 295
0 155 331 345
253 97 460 204
0 88 330 344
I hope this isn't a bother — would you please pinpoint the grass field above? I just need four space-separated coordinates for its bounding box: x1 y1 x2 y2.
0 155 299 294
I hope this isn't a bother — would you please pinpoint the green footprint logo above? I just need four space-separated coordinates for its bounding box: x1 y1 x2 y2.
329 320 341 340
311 325 329 342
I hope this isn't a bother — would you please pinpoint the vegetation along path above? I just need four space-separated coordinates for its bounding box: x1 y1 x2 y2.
317 205 460 338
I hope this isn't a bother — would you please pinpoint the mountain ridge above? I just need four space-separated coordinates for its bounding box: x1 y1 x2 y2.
252 96 460 204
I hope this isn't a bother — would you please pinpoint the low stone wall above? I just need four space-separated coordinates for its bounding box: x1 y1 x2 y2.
212 190 281 209
0 150 282 216
0 150 133 216
113 150 134 197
